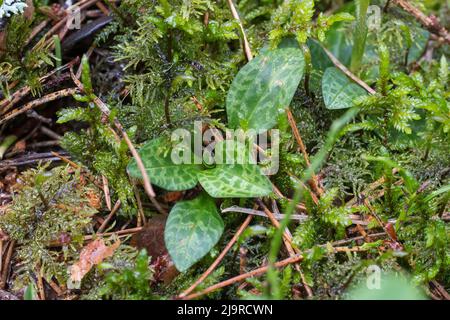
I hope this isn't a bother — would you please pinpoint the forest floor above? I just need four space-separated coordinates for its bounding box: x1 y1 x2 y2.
0 0 448 300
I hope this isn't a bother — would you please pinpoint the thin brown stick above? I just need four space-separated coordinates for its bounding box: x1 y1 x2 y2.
184 244 370 300
102 175 112 210
286 108 323 196
47 278 64 297
50 151 79 169
24 19 49 46
36 0 100 50
257 200 313 296
0 240 15 290
258 200 293 245
179 215 253 298
329 232 386 246
0 88 79 125
95 1 110 15
69 68 165 213
226 0 252 61
84 227 142 240
0 240 3 275
183 254 303 300
48 227 143 247
319 42 376 94
287 172 320 205
0 58 79 113
97 200 121 234
272 185 307 212
430 280 450 300
392 0 450 44
132 181 146 227
36 265 46 300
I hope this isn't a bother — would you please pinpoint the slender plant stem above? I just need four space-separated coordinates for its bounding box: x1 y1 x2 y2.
350 0 370 74
226 0 252 61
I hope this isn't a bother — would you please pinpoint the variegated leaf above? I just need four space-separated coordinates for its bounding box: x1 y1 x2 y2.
127 137 202 191
322 67 367 109
226 47 305 133
198 164 272 198
164 193 224 272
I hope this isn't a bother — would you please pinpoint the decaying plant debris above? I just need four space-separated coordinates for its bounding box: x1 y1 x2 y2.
0 0 448 300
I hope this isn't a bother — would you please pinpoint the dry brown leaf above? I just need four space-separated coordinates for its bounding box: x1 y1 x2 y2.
70 238 120 282
131 215 167 262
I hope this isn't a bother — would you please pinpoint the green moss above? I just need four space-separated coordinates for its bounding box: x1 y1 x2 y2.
0 164 99 288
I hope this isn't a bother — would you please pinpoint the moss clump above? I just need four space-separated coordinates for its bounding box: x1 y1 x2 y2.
0 164 99 289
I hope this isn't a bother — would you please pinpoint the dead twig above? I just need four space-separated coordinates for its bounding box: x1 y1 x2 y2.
0 240 15 290
182 254 304 300
223 205 367 226
257 200 313 297
286 108 323 196
24 19 50 46
49 227 143 247
178 215 253 298
430 280 450 300
183 243 371 300
132 182 146 227
36 0 100 50
0 152 68 170
102 175 112 211
36 265 46 300
392 0 450 44
84 227 142 241
97 200 121 234
40 126 63 141
0 58 79 114
50 151 79 168
69 68 166 214
222 206 308 222
0 88 79 126
287 172 319 205
318 41 376 94
47 278 64 297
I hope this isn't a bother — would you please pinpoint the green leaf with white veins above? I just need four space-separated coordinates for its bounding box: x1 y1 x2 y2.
322 67 367 109
127 137 202 191
226 47 305 133
164 193 224 272
198 140 272 198
198 165 272 198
